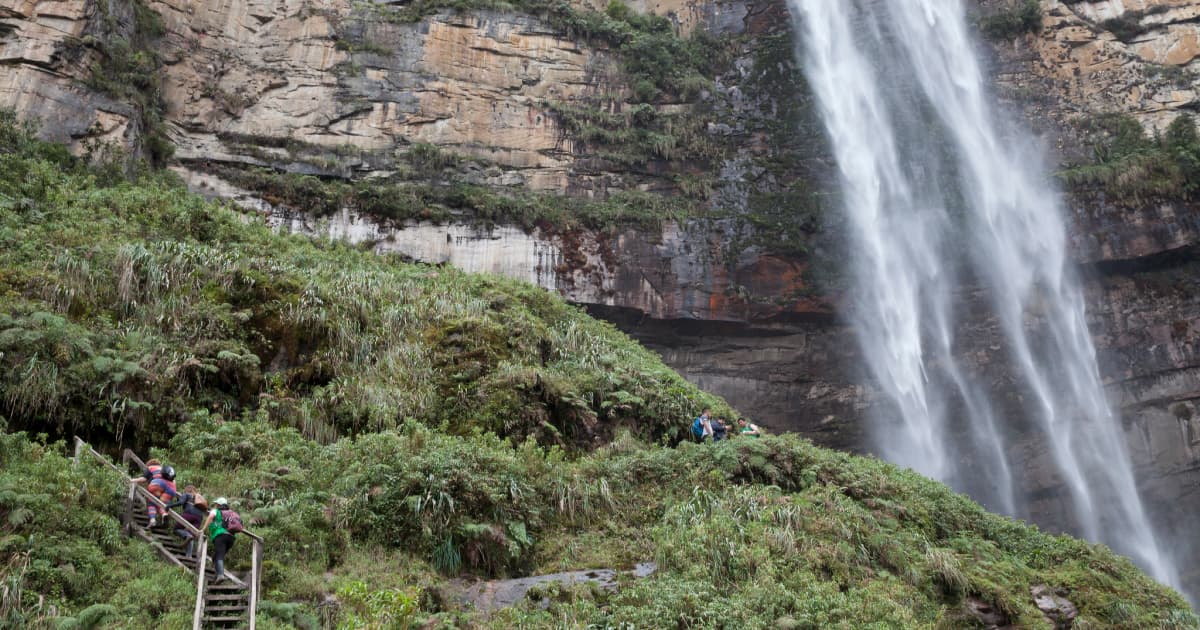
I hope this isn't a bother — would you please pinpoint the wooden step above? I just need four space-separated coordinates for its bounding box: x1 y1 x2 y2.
204 605 247 613
204 593 247 601
202 616 246 622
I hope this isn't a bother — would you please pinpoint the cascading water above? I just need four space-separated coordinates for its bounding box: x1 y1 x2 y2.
788 0 1181 589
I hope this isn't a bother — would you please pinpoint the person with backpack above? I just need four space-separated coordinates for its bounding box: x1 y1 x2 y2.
143 464 179 528
201 498 243 583
133 458 163 483
691 409 714 442
165 485 208 558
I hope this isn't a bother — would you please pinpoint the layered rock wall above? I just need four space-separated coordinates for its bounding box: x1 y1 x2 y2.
0 0 144 148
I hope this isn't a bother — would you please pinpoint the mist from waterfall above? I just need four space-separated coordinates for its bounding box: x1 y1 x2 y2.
789 0 1180 589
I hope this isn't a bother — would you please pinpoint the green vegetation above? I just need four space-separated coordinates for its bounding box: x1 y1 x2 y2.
215 164 690 231
0 114 1194 628
333 38 394 56
1095 6 1170 44
1100 14 1146 43
544 99 724 170
1058 113 1200 205
979 0 1043 40
526 0 732 169
1146 63 1199 87
84 0 172 166
5 425 1195 628
0 115 725 446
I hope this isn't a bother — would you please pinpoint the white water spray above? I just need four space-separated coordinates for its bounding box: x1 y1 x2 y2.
789 0 1179 588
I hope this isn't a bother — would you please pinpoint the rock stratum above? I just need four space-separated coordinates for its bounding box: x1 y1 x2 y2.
5 0 1200 596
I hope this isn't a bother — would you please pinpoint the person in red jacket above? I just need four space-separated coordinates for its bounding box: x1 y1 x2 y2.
144 464 179 528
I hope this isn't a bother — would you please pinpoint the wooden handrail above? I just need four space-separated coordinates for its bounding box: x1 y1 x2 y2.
75 441 202 536
119 447 264 541
73 437 123 475
122 448 148 473
240 530 265 543
76 438 262 622
192 535 209 630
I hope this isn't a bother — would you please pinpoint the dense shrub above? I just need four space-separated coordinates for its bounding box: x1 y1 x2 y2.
979 0 1043 40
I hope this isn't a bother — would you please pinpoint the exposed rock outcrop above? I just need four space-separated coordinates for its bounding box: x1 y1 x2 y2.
0 0 144 148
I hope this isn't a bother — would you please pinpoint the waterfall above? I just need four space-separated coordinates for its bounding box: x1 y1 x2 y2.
789 0 1180 589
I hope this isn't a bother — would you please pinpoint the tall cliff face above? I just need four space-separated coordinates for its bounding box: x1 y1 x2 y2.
4 0 1200 591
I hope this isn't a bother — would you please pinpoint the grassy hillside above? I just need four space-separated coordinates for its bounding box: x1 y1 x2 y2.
0 115 1195 628
6 426 1196 628
0 111 729 449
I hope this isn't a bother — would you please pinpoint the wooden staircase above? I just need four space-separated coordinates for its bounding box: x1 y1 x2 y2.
74 438 263 630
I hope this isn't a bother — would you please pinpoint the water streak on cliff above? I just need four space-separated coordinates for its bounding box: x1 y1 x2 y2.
789 0 1179 588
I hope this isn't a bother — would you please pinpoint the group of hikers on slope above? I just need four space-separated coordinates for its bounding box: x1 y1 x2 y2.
691 408 762 442
133 458 244 583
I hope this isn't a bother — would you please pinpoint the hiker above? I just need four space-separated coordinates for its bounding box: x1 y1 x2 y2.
202 498 242 583
132 458 163 484
737 417 761 438
691 409 714 442
144 464 179 528
165 485 208 558
713 416 729 442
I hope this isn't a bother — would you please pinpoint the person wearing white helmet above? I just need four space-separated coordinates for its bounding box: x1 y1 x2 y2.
201 497 240 582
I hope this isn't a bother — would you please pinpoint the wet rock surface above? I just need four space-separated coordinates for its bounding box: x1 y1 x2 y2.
455 562 656 615
1031 584 1078 629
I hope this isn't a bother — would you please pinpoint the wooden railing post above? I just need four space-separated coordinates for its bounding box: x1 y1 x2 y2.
192 535 209 630
124 482 135 536
249 537 262 630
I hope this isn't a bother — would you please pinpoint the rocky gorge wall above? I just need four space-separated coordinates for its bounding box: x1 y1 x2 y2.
6 0 1200 594
980 0 1200 593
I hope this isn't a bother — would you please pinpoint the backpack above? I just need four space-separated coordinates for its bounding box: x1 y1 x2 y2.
220 509 244 534
691 418 705 440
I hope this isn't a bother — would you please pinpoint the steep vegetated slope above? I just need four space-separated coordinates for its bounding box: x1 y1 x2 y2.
0 112 728 449
5 422 1197 628
0 118 1195 628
